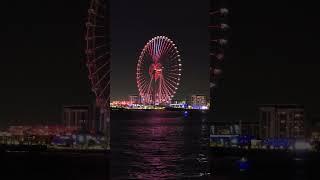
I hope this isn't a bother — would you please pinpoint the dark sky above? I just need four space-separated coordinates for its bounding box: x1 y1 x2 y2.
0 0 319 126
110 0 210 101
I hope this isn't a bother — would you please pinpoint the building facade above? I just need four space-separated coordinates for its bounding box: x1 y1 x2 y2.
259 104 305 139
190 95 207 108
211 120 259 137
62 105 95 131
240 121 259 138
129 95 140 104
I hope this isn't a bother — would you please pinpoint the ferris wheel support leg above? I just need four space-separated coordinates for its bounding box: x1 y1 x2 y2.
100 108 110 150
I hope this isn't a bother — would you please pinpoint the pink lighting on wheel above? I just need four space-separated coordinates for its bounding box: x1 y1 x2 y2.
136 36 182 105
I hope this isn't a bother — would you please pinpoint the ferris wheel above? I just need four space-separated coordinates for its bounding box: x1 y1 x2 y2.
137 36 182 105
85 0 110 110
209 0 229 111
209 7 229 89
85 0 110 149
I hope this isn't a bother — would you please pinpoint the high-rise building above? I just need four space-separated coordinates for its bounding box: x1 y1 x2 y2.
190 95 207 108
259 104 305 139
240 121 259 138
210 120 259 137
209 0 229 111
211 121 240 135
129 95 140 104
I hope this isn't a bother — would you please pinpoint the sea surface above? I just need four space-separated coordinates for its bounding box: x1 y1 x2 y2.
110 110 210 179
2 110 318 180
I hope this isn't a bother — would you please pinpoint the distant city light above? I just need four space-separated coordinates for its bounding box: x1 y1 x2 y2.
294 140 312 151
184 111 188 117
201 106 209 110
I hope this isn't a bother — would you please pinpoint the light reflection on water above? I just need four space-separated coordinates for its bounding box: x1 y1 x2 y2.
110 111 209 179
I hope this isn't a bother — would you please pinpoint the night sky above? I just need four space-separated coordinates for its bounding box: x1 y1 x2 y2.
0 0 319 126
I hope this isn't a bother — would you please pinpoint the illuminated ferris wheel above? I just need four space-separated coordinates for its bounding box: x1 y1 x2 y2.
137 36 182 105
85 0 110 110
209 0 229 110
85 0 110 150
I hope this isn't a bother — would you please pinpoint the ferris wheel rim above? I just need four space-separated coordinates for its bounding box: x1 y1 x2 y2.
85 0 110 108
136 36 182 105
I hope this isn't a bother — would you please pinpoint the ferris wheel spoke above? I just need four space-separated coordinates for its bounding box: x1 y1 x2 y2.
170 54 180 62
139 83 148 97
165 72 180 80
94 35 106 39
167 49 179 59
91 61 110 76
139 83 148 94
166 74 180 80
90 52 109 63
154 38 159 60
157 77 162 102
166 67 180 73
86 36 106 41
98 80 111 98
160 37 171 54
96 14 105 19
92 44 106 51
158 38 165 60
160 77 172 102
137 76 148 84
86 44 106 54
146 78 153 99
163 77 178 91
165 76 180 89
153 39 158 60
140 78 152 101
146 45 152 58
141 56 151 67
165 52 178 63
157 39 163 60
88 8 97 16
162 78 175 92
155 39 160 61
162 58 179 72
146 49 154 63
92 70 110 89
161 41 171 56
165 78 179 86
138 78 148 90
148 41 153 60
209 23 229 30
86 22 105 29
102 99 110 109
166 46 177 58
159 76 167 102
162 83 175 100
210 8 228 15
151 40 157 61
157 38 165 57
165 76 180 83
168 64 180 69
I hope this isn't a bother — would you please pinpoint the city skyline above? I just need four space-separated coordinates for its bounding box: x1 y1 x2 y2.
1 0 320 125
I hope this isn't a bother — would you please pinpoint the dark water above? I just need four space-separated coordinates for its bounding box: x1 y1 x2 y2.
110 110 210 179
0 110 209 180
2 110 318 179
